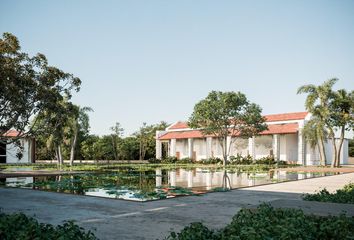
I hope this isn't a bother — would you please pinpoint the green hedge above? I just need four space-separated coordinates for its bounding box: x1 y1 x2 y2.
0 212 97 240
164 204 354 240
303 183 354 204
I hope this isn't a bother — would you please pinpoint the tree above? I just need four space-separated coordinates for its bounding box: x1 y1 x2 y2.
297 79 337 166
298 79 353 167
67 106 93 166
0 33 81 137
0 32 81 157
110 122 124 160
301 116 327 166
134 121 169 160
32 100 77 165
328 89 354 166
188 91 268 166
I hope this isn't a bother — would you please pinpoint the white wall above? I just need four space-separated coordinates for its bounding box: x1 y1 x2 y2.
230 137 249 156
279 134 298 161
255 135 273 158
324 139 349 165
194 139 206 160
6 139 32 163
176 139 188 158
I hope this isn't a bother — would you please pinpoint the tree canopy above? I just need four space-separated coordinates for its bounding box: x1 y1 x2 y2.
0 32 81 140
188 91 267 166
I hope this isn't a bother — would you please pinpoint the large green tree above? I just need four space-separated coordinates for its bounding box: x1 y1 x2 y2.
188 91 267 166
0 33 81 159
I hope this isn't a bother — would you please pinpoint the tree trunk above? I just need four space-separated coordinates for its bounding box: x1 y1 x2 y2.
336 126 345 167
139 141 143 160
70 130 78 166
111 136 118 160
329 130 337 168
58 145 63 165
224 136 228 167
317 135 326 166
55 147 60 165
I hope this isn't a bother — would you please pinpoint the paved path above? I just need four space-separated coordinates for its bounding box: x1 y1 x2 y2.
0 173 353 240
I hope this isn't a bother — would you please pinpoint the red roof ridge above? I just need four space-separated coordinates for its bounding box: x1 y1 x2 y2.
167 112 308 130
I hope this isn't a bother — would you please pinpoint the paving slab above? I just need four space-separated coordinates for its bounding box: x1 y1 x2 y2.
0 173 353 240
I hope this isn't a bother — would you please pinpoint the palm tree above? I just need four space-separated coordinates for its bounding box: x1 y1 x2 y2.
329 89 354 167
297 78 337 166
301 116 327 165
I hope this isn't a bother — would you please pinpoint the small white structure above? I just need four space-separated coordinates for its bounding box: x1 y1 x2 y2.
156 112 349 166
0 130 35 164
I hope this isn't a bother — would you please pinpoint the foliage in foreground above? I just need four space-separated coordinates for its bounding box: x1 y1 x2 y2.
0 211 97 240
303 183 354 204
164 204 354 240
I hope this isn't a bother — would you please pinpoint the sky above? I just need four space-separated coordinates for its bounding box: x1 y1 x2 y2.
1 0 354 136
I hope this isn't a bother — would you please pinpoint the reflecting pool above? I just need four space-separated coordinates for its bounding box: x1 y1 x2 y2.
0 168 338 202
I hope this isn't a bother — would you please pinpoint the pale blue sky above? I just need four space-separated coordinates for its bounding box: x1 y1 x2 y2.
1 0 353 136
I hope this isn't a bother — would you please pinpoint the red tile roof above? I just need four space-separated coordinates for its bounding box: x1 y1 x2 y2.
168 122 189 130
2 130 21 137
264 112 308 122
158 123 299 140
167 112 308 130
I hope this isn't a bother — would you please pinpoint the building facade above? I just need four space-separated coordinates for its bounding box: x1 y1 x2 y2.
0 130 35 164
156 112 349 165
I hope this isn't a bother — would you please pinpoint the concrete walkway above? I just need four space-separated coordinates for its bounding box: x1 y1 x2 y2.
0 173 353 240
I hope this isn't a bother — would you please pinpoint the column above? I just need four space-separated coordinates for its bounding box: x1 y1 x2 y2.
272 134 280 161
298 121 306 165
248 137 255 160
188 138 194 159
206 137 212 159
156 140 162 159
170 138 176 157
226 136 232 161
298 132 305 165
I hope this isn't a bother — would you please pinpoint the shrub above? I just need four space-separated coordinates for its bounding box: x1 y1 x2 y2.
256 156 276 165
178 158 194 164
303 183 354 204
229 154 252 164
164 203 354 240
162 156 178 164
148 158 162 164
0 211 97 240
201 157 223 165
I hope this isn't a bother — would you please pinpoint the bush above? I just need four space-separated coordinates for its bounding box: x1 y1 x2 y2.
178 158 194 164
229 154 252 164
161 156 178 164
256 156 276 165
164 203 354 240
148 158 162 164
200 157 223 165
0 211 97 240
303 183 354 204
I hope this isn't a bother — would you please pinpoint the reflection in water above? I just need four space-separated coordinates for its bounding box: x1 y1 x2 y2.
155 169 162 187
0 168 339 202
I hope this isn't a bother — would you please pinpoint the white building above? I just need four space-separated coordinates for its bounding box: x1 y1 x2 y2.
0 130 35 164
156 112 349 166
